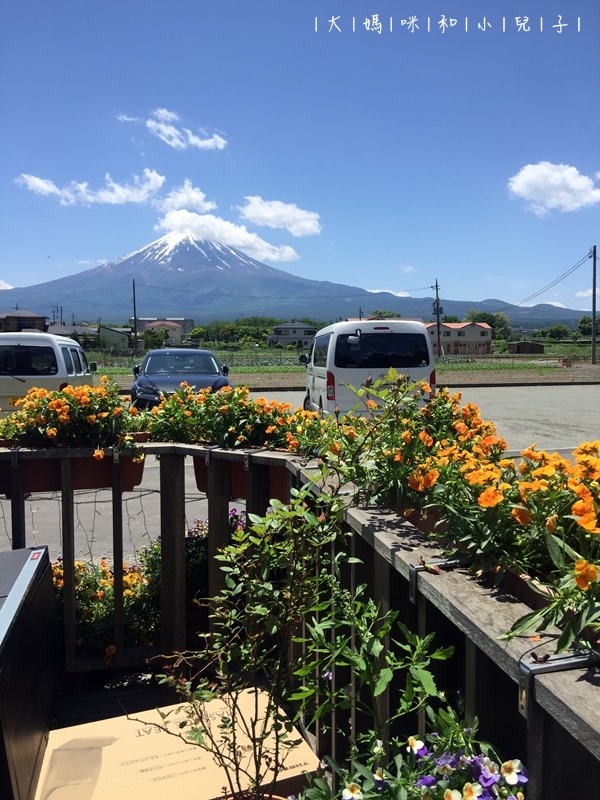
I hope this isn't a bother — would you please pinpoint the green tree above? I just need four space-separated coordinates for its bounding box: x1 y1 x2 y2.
577 316 600 337
143 327 170 349
370 309 401 319
189 325 205 342
464 310 512 341
441 315 459 323
546 324 572 341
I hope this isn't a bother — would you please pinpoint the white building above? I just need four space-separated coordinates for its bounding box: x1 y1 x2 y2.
268 320 317 348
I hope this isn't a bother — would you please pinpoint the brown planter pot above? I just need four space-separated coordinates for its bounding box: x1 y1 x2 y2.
194 458 290 503
0 454 145 497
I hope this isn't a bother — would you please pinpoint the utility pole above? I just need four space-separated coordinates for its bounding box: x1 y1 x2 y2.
431 280 442 357
592 245 597 365
132 279 138 355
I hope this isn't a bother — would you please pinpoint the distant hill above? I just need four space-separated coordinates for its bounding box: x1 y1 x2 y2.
0 233 591 328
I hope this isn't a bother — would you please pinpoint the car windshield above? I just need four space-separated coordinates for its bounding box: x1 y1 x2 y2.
334 333 430 369
144 353 220 376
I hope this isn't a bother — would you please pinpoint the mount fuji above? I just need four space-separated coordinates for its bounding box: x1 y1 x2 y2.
0 233 591 328
0 233 382 323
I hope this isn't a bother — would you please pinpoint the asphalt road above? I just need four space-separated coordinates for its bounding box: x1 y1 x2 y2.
1 385 598 562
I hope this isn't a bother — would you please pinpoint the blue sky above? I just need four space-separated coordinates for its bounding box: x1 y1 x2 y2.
1 0 599 314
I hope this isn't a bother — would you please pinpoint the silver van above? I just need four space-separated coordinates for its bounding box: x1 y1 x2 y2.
0 332 96 415
300 319 436 415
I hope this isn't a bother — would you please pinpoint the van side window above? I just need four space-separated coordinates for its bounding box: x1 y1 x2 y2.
70 349 83 374
79 350 91 374
61 347 75 376
313 334 331 368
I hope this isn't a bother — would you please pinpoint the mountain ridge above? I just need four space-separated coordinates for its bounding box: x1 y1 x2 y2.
0 234 592 328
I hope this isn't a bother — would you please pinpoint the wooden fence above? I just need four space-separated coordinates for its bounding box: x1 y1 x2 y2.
2 445 599 798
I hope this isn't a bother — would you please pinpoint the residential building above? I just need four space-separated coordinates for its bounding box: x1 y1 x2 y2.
143 319 183 345
268 320 317 348
0 310 46 332
425 321 492 356
129 317 195 335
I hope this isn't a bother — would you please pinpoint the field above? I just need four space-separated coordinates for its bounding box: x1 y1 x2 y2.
91 350 600 391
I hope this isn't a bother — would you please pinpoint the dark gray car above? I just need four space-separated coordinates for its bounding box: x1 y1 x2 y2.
131 348 231 408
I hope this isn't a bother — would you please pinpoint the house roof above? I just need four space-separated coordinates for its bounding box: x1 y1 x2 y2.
145 320 182 329
425 322 492 330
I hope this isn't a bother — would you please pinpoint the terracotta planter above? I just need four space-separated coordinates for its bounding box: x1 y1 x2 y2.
0 454 145 497
194 457 289 502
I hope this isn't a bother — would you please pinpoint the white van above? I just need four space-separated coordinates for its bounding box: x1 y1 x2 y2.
301 319 435 415
0 332 97 415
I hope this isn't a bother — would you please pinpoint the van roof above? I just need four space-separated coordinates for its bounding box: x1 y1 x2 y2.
0 332 79 345
316 319 429 334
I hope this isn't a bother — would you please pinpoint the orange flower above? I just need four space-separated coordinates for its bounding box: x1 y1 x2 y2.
511 506 531 526
46 427 58 439
93 449 104 461
419 430 433 447
366 399 378 410
477 486 505 508
401 430 412 444
574 559 599 591
545 514 558 532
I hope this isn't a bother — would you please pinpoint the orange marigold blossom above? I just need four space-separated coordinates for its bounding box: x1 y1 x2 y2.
477 486 505 508
366 399 378 410
93 449 104 461
511 506 532 526
419 430 433 447
545 514 558 532
573 559 599 591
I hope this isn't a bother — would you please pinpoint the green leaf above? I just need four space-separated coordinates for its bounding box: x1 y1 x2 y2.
409 666 437 696
545 532 581 569
373 668 394 697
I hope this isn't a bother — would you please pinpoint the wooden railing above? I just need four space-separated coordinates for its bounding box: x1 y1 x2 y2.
2 445 599 798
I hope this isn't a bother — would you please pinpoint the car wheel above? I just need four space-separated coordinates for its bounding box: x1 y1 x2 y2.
303 393 311 411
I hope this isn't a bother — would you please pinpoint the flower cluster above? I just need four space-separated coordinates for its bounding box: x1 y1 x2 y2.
50 514 237 658
146 381 339 454
305 707 528 800
0 377 141 455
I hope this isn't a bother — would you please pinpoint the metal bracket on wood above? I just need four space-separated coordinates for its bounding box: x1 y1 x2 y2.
243 448 267 470
518 650 600 719
112 447 120 464
408 557 472 603
204 445 219 465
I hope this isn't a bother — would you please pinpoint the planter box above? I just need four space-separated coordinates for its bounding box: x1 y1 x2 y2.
0 453 145 497
34 692 317 800
194 456 290 502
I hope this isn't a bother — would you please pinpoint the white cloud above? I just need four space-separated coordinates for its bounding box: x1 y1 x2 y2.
508 161 600 215
575 288 600 298
157 179 217 213
120 108 228 151
156 209 299 262
366 289 410 297
238 195 321 236
16 168 165 206
401 265 415 274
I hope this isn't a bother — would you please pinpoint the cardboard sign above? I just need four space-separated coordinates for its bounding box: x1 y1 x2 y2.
34 692 317 800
